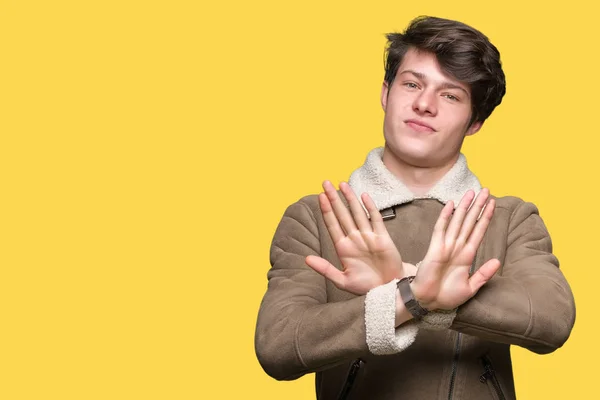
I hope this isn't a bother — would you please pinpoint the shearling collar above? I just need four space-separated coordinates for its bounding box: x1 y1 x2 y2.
348 147 481 211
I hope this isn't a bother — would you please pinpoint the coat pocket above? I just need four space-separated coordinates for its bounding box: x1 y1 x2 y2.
479 355 506 400
337 359 365 400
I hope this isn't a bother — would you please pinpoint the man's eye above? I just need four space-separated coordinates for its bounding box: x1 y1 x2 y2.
444 94 459 101
404 82 418 89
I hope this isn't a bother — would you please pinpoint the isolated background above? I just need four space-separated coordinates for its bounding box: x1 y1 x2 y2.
1 0 596 398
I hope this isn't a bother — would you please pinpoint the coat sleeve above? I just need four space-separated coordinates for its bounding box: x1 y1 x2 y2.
450 200 576 353
254 198 418 381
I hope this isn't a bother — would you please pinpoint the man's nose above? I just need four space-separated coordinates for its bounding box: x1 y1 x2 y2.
412 91 437 116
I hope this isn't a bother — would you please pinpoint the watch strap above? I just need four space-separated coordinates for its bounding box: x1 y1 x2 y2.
397 276 429 319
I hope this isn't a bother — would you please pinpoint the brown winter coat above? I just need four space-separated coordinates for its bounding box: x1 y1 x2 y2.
255 148 575 399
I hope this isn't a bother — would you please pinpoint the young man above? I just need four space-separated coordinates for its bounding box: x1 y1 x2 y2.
255 16 575 400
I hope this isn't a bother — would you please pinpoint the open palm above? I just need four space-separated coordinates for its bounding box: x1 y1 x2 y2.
412 189 501 310
305 181 415 295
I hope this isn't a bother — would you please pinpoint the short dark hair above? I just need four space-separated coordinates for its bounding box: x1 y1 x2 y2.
384 16 506 125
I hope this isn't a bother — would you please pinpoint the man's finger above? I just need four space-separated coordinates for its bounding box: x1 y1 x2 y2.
445 190 475 242
305 255 347 289
323 180 357 235
467 258 501 294
340 182 372 232
431 201 455 243
362 192 388 236
319 193 345 243
456 188 490 245
421 201 455 270
465 198 496 250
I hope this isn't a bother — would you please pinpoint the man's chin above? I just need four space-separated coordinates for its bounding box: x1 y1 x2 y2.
384 145 435 167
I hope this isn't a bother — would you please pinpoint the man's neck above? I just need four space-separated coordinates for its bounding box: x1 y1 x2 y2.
382 146 459 197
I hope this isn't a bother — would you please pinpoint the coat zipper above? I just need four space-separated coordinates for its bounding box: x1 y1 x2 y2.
448 258 478 400
447 332 461 400
479 356 506 400
337 358 364 400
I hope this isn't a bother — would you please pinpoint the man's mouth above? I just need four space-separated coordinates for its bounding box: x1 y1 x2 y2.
405 119 436 133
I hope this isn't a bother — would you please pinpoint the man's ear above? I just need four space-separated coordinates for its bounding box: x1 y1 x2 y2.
381 81 389 111
466 120 483 136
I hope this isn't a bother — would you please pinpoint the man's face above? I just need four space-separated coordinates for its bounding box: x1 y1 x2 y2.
381 48 482 168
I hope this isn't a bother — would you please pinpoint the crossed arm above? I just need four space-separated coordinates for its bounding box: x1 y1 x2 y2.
255 182 575 380
305 180 501 317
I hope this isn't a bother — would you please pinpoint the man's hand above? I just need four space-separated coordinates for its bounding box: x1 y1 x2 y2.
305 181 415 295
411 189 502 311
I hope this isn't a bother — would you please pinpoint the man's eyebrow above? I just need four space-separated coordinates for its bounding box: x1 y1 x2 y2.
439 82 470 97
399 69 427 80
398 70 470 97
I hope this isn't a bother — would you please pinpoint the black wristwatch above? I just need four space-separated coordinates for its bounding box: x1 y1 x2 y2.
397 276 429 319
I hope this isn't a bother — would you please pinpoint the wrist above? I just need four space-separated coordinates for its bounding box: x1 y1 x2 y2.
400 262 418 279
394 289 414 327
409 281 436 311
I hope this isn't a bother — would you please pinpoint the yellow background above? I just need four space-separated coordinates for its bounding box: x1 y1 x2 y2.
0 0 596 398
